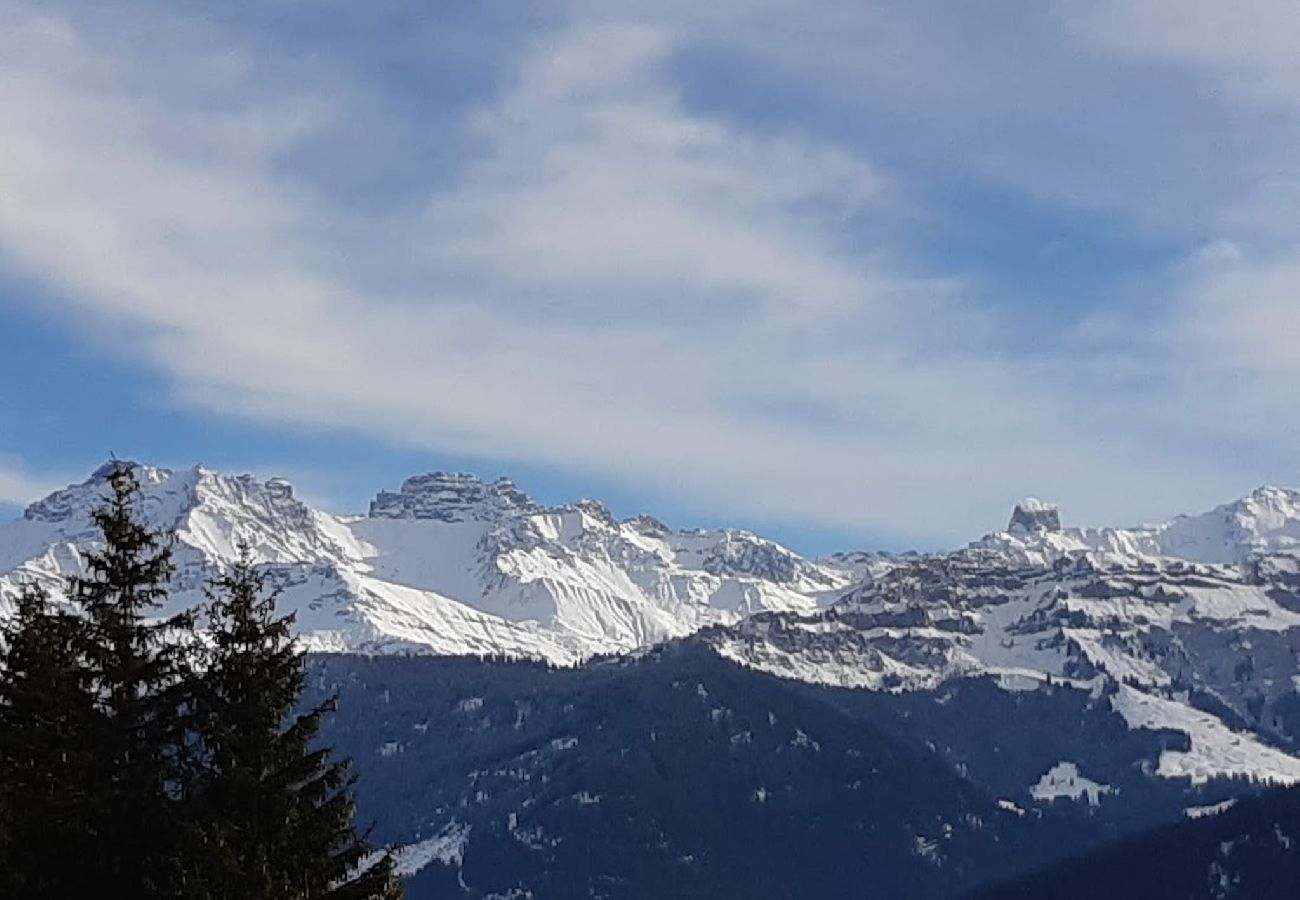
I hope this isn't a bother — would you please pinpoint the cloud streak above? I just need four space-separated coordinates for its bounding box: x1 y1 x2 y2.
0 457 67 507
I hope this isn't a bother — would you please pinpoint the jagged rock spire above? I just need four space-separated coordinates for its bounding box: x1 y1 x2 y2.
1008 498 1062 534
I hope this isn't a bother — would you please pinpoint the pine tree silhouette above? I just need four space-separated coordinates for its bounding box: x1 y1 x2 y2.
74 462 198 895
0 585 101 899
190 548 403 899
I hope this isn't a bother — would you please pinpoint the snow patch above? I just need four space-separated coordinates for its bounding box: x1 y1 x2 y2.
790 728 821 752
394 822 470 876
1185 799 1237 819
1113 686 1300 785
1030 762 1112 806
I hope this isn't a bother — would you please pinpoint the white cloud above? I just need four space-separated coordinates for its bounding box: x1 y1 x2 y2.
0 458 67 507
0 0 1290 545
423 22 886 325
1051 0 1300 450
1062 0 1300 109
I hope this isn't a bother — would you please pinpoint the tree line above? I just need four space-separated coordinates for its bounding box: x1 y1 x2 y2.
0 463 404 899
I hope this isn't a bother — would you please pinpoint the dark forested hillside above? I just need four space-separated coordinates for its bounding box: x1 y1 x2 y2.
307 645 1261 899
967 786 1300 900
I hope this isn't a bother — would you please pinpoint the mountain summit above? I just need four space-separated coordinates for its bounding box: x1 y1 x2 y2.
1008 497 1061 533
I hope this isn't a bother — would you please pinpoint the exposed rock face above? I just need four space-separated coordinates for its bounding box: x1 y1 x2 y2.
1008 498 1062 534
368 472 538 523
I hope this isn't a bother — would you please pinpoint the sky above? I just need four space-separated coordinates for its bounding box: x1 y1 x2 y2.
0 0 1298 554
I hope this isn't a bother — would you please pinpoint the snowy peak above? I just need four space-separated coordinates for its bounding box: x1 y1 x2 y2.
174 467 362 568
694 531 809 584
368 472 538 523
24 459 171 525
573 498 616 527
1154 485 1300 565
1008 498 1061 534
973 486 1300 569
626 514 670 538
2 462 371 618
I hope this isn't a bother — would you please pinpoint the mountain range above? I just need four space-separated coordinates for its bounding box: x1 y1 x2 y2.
2 462 857 663
5 461 1300 896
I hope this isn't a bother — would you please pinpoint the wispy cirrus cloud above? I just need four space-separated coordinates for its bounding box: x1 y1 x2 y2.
0 457 67 507
0 0 1294 545
1052 1 1300 450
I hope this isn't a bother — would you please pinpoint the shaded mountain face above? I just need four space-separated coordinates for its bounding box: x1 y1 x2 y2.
966 785 1300 900
309 649 1284 899
306 649 1127 900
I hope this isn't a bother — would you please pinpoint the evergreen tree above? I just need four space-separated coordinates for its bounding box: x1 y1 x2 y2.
191 549 402 900
0 584 100 899
74 462 197 896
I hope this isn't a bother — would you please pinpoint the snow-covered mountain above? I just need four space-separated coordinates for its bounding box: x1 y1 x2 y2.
11 460 1300 889
0 461 852 664
710 488 1300 785
5 462 1300 677
7 463 1300 754
973 489 1300 567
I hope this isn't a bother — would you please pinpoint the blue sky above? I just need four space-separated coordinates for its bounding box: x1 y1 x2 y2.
1 0 1298 553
